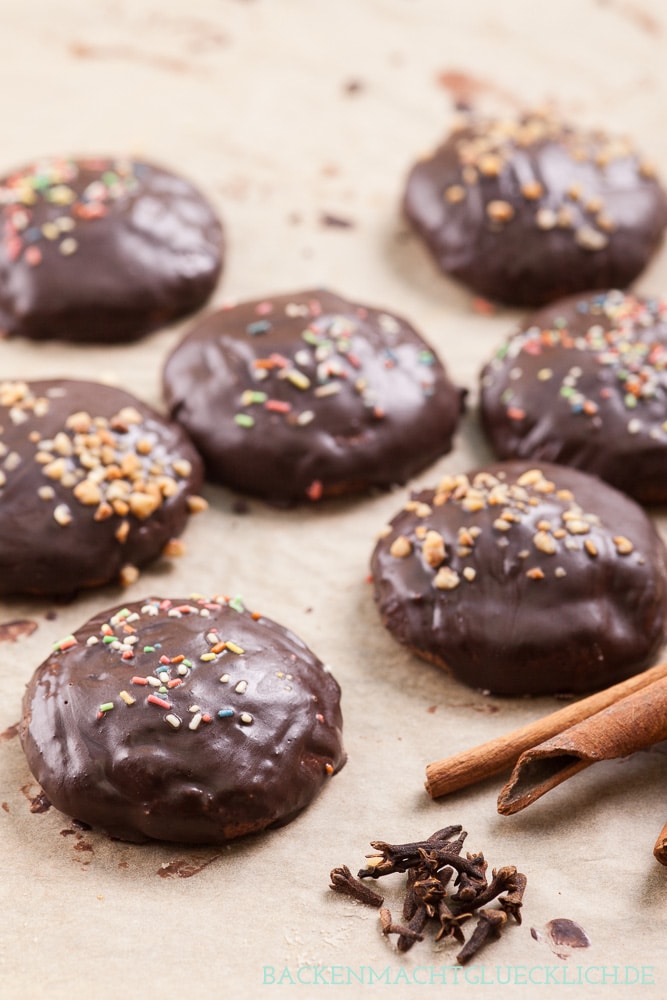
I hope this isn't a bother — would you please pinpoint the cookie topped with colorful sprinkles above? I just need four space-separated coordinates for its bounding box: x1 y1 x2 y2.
163 288 464 503
480 290 667 503
0 156 223 342
404 111 667 306
20 595 346 843
370 461 667 695
0 379 205 596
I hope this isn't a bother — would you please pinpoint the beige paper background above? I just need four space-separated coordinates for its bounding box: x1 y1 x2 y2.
0 1 666 997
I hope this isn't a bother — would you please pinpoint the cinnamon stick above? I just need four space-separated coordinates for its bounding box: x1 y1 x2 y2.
425 661 667 799
497 675 667 814
653 821 667 866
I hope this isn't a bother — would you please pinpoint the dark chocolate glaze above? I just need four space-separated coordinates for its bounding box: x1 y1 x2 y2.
20 596 345 844
163 288 464 503
0 157 223 342
370 461 667 695
480 291 667 504
0 379 203 596
404 112 667 307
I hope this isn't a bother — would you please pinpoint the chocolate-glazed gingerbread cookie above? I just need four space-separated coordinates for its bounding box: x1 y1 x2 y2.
20 596 345 843
163 288 464 503
0 379 205 596
370 462 667 696
404 111 667 307
0 157 223 342
480 291 667 503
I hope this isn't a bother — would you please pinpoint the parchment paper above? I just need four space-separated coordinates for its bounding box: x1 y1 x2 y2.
1 2 666 997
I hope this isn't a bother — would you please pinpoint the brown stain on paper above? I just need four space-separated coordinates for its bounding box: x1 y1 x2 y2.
61 827 94 861
73 837 94 868
435 69 520 109
157 854 221 879
319 213 355 230
0 620 38 643
0 723 19 742
531 918 591 960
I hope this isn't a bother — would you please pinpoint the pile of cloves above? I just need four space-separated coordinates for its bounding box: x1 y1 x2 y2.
329 825 526 964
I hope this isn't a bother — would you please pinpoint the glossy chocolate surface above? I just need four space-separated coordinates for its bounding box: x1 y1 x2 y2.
480 291 667 503
0 157 223 342
0 379 203 596
20 596 346 843
371 461 667 695
163 288 464 503
404 112 667 307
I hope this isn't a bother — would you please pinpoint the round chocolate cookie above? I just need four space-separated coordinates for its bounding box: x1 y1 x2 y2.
0 379 205 596
20 595 345 843
370 462 667 696
163 288 464 503
404 111 667 307
480 291 667 503
0 156 223 342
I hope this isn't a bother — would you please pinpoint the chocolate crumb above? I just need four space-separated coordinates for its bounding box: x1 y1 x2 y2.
29 791 52 814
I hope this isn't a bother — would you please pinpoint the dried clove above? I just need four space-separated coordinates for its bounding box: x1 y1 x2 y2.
379 906 425 946
435 897 472 944
397 905 429 953
401 868 419 921
329 865 385 907
413 873 449 917
449 850 488 903
329 824 526 964
455 864 517 910
457 908 507 965
359 825 464 879
498 871 527 924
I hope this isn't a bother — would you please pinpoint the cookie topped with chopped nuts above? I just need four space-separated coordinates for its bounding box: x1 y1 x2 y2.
403 111 667 307
163 288 464 503
0 157 223 342
480 291 667 503
20 595 345 843
0 379 205 596
370 461 667 695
